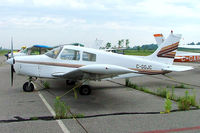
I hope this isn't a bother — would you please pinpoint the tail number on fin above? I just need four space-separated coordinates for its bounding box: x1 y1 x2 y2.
136 64 152 70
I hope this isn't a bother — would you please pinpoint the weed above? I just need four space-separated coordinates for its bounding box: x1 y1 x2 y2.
164 92 172 113
129 83 139 89
143 88 149 93
177 90 198 110
70 113 85 118
43 81 50 89
169 86 176 100
190 90 197 106
156 88 167 98
54 97 70 119
30 117 39 120
174 83 192 89
175 83 185 88
125 78 130 86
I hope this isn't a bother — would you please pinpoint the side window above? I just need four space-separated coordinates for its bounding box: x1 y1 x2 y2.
60 49 80 60
82 52 96 61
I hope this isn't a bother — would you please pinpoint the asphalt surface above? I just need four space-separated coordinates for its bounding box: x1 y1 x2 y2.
0 56 200 133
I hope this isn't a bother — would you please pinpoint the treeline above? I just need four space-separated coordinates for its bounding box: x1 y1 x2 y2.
188 42 200 45
104 39 200 50
131 44 158 50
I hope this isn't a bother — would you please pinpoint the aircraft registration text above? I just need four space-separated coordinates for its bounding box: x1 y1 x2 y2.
136 64 152 70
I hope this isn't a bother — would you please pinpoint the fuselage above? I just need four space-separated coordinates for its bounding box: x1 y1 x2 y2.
13 45 169 79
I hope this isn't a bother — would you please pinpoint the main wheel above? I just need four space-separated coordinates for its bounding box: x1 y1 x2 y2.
23 82 34 92
79 85 91 95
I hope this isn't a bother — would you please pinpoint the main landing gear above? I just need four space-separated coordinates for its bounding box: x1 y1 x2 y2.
23 77 35 92
66 80 92 95
79 85 91 95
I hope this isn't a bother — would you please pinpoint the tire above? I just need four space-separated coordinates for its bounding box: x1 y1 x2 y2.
79 85 91 95
23 82 34 92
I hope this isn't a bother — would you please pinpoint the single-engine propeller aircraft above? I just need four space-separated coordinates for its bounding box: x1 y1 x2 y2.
7 32 193 95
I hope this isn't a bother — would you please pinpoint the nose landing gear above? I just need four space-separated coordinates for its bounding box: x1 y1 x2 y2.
23 77 35 92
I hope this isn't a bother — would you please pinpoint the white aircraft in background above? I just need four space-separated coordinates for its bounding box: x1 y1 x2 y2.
154 33 200 62
7 32 192 95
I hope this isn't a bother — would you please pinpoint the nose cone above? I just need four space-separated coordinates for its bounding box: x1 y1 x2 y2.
7 58 14 65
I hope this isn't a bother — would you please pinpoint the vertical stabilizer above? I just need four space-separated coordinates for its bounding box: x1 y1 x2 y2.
145 32 181 65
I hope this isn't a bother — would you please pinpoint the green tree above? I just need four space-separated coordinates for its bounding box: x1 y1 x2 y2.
106 42 111 49
125 39 129 48
118 39 124 48
137 46 140 51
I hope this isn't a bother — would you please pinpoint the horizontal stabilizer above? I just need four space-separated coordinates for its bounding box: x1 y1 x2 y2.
163 65 193 72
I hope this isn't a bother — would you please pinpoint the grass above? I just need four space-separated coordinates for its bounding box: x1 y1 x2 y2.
54 96 85 119
156 88 168 98
43 81 50 89
123 49 200 56
163 92 172 113
30 117 39 120
54 96 70 119
124 50 155 56
174 84 185 88
178 91 193 110
178 48 200 53
125 81 199 111
0 50 9 56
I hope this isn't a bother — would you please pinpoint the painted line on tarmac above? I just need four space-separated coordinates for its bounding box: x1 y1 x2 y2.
137 125 200 133
38 91 70 133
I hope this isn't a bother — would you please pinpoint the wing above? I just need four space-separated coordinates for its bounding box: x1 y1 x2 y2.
52 64 138 80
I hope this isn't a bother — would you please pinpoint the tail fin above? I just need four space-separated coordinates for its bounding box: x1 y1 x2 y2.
154 33 164 45
146 32 181 65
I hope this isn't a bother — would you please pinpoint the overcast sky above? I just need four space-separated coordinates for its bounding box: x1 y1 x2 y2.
0 0 200 49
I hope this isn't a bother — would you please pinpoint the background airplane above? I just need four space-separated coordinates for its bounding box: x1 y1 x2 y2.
6 45 53 59
7 32 192 95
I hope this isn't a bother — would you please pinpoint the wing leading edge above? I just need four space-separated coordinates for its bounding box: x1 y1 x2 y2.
52 64 138 80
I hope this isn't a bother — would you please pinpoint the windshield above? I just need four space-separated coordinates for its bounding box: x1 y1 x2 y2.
20 48 28 53
45 46 63 58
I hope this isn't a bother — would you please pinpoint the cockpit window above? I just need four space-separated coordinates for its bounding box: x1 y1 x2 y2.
45 46 62 59
20 48 28 54
60 49 80 60
82 52 96 61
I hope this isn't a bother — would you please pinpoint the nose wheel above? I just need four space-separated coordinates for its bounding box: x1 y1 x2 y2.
79 85 91 95
23 82 34 92
23 77 35 92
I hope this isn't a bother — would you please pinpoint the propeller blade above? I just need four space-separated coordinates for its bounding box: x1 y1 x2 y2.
11 37 13 58
10 37 14 86
11 65 14 86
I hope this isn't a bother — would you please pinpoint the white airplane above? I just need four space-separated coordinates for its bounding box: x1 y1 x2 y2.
7 45 53 58
7 32 192 95
154 33 200 62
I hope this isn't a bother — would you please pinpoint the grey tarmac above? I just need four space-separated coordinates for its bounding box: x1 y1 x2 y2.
0 56 200 133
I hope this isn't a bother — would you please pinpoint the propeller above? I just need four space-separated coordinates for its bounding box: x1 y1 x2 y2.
7 37 15 86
